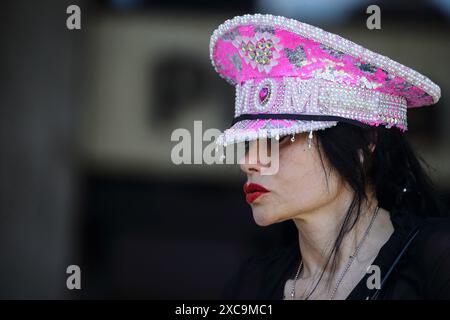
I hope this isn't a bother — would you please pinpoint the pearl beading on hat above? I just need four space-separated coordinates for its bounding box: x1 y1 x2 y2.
215 118 338 146
210 14 441 105
235 77 407 129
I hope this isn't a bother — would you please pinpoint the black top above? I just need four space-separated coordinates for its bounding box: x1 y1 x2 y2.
221 210 450 300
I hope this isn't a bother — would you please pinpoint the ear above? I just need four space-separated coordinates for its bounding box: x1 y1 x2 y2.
358 149 364 164
369 142 376 153
359 143 376 164
367 131 378 153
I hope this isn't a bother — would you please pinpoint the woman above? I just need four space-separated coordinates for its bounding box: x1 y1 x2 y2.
209 14 449 299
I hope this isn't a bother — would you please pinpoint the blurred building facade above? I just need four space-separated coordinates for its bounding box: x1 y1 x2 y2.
1 0 449 298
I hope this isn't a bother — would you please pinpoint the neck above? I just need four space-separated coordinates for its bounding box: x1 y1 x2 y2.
292 186 378 279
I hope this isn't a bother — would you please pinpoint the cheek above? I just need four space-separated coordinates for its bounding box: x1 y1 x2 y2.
276 144 340 211
249 142 342 226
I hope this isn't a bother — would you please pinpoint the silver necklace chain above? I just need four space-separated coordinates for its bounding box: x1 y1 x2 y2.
289 260 303 299
289 205 380 300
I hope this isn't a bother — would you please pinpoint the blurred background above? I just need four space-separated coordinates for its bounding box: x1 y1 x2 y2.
0 0 449 299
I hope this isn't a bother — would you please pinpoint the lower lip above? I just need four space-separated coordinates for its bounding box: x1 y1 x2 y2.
246 191 269 203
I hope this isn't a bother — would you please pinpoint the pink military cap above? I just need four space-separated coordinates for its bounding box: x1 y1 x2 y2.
209 14 441 146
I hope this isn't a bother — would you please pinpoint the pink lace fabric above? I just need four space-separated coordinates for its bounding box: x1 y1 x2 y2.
214 24 435 107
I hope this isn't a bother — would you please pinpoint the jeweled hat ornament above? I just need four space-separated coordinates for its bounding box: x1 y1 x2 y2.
209 14 441 147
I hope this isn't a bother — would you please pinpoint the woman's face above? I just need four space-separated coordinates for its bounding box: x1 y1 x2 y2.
240 133 347 226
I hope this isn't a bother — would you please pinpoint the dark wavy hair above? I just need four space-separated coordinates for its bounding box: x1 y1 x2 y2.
288 121 448 298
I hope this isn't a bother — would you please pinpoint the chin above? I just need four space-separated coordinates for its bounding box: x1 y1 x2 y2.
252 207 279 227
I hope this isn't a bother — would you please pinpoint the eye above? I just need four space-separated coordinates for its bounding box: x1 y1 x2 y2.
244 140 250 154
262 135 289 145
243 136 289 154
271 135 289 146
278 135 289 143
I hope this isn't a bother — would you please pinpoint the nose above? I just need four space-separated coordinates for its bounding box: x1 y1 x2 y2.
239 139 270 175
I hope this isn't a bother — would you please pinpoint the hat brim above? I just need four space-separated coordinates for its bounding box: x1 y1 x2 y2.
215 119 338 146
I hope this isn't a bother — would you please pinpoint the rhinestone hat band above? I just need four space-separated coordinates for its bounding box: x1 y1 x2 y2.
232 77 407 130
231 114 370 129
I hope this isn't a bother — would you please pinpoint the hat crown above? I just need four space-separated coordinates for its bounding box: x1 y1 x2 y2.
209 14 441 146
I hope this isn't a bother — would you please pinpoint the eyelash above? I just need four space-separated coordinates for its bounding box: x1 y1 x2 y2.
244 136 289 153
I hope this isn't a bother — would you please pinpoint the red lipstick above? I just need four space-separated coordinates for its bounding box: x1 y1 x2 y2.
243 183 270 203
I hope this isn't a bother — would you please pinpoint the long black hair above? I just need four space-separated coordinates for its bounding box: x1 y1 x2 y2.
318 122 446 217
290 121 448 298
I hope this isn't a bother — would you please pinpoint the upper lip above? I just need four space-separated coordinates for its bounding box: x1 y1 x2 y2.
243 183 269 194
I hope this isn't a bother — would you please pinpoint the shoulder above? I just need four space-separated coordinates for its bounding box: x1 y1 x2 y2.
407 217 450 299
390 209 450 257
406 217 450 262
413 217 450 255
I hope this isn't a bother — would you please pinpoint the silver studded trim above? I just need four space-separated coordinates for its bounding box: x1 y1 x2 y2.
234 77 408 129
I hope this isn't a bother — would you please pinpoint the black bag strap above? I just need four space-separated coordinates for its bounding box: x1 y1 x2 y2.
369 226 421 300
